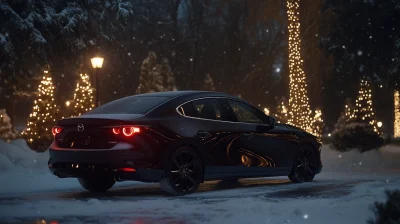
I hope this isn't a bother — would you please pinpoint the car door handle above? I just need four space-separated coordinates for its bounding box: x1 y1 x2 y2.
197 130 210 138
242 133 253 139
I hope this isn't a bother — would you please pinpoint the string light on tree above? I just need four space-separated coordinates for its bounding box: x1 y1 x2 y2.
286 0 321 136
23 70 58 150
344 79 380 134
394 90 400 137
72 74 95 116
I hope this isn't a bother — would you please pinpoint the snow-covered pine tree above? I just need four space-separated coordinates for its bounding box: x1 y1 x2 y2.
160 58 177 91
331 79 383 152
23 71 58 151
72 74 95 116
0 109 19 142
204 74 215 91
136 52 163 94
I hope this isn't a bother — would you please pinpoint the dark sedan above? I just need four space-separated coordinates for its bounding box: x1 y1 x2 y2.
48 91 322 195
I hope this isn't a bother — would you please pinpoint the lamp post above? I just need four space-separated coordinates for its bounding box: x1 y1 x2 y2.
90 57 104 107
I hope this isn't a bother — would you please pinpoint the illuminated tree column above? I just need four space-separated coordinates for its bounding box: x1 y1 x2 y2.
23 71 58 150
395 90 400 137
73 74 95 116
286 0 313 131
352 79 379 133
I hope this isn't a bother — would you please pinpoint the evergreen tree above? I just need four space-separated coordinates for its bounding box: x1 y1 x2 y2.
321 0 400 89
160 58 177 91
395 91 400 138
0 109 18 142
23 71 58 151
274 97 289 123
331 79 383 152
204 74 215 91
72 74 95 116
136 51 163 94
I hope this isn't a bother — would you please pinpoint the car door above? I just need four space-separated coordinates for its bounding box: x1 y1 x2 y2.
225 99 297 170
176 98 244 177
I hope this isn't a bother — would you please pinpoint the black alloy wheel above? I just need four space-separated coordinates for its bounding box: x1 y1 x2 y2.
160 147 203 195
289 145 318 183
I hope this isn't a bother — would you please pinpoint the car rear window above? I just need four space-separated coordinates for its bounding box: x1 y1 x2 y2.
86 96 170 114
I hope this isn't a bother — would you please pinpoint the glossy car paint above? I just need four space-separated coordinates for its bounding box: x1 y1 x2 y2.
48 91 322 182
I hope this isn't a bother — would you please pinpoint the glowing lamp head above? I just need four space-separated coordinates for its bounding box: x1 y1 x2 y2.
377 121 383 128
91 57 104 68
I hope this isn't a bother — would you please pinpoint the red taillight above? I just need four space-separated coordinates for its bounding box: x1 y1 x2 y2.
111 126 140 136
52 126 63 136
122 127 140 137
112 128 120 135
118 167 136 172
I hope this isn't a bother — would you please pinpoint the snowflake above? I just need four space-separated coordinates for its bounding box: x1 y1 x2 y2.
303 214 309 219
276 68 281 73
342 45 346 49
369 36 373 39
189 58 193 62
357 50 363 56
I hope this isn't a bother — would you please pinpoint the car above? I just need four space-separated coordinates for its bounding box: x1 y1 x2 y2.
48 91 322 195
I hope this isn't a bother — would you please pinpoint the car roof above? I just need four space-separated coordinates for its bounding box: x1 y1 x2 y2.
135 90 236 99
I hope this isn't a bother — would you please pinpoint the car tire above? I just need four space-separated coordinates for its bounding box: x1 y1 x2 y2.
160 146 203 196
288 145 318 183
78 176 115 192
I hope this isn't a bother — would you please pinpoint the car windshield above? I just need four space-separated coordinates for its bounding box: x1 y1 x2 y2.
86 96 170 114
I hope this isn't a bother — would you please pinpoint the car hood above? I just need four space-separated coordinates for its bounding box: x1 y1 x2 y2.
275 123 317 138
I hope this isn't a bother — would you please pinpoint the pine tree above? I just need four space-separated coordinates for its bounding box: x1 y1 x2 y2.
0 109 18 142
394 90 400 138
286 0 315 133
331 78 383 152
351 79 379 132
136 51 163 94
72 74 95 116
160 58 177 91
23 71 58 151
204 74 215 91
274 97 289 123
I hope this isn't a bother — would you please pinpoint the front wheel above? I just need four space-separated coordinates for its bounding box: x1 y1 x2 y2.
160 147 203 196
78 176 115 192
288 145 318 183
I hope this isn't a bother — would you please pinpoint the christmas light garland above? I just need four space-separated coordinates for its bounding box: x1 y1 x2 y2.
395 90 400 137
286 0 322 137
73 74 95 116
23 71 58 144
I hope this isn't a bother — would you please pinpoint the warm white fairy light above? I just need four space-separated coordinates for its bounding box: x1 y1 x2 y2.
23 71 58 144
345 79 380 134
72 74 95 116
394 90 400 137
286 0 322 137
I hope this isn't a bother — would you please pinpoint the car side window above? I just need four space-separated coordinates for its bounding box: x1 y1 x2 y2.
192 99 224 120
227 100 264 124
178 98 224 121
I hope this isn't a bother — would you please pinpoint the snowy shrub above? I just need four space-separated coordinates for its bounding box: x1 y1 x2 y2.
369 190 400 224
0 109 19 141
331 122 384 152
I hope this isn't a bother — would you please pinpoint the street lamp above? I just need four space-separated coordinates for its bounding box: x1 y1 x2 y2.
91 57 104 107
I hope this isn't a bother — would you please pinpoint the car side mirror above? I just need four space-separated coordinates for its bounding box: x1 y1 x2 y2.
268 116 276 127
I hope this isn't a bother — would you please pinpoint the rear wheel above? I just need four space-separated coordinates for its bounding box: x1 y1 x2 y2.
289 145 318 183
78 176 115 192
160 147 203 196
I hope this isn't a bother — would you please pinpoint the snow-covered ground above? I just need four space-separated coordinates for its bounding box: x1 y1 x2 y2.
0 139 399 224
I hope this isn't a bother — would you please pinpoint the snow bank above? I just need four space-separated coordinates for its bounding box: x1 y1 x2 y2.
321 144 400 173
0 139 49 171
